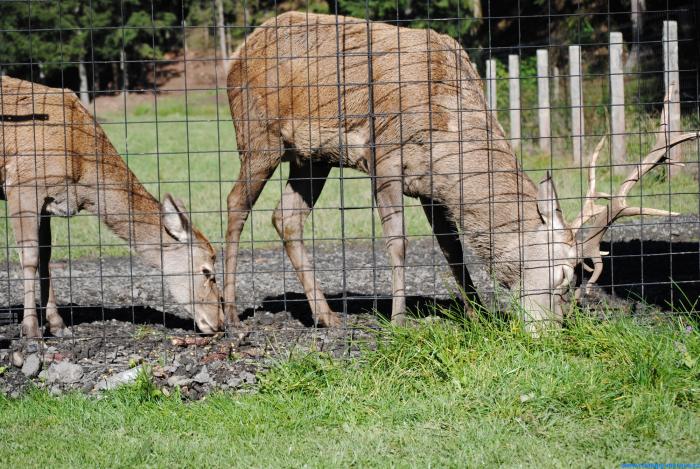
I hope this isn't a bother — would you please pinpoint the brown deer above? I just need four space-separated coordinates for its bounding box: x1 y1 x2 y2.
1 76 224 337
224 12 697 333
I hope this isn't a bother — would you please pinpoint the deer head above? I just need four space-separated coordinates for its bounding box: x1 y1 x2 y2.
160 194 224 333
520 86 698 334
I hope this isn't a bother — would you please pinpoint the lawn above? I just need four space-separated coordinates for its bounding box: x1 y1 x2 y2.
1 312 699 466
0 90 698 261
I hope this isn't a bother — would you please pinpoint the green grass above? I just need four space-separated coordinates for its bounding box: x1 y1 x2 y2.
0 90 697 261
1 312 699 466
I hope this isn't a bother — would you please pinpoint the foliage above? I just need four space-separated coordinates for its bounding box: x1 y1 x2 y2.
0 0 177 92
337 0 481 39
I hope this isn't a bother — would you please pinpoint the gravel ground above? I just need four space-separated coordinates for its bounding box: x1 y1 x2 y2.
0 217 698 399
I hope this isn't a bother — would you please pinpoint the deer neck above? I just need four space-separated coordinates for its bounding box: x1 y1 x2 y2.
81 153 173 269
444 177 543 287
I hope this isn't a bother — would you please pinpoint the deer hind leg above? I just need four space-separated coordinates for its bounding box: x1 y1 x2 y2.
39 214 69 337
272 159 340 327
224 147 282 327
9 193 42 337
420 197 480 317
373 175 408 325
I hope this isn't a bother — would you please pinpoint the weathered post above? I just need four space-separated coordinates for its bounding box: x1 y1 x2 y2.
610 32 626 169
663 20 681 170
486 59 497 119
552 65 561 102
569 45 584 165
537 49 550 153
508 54 521 144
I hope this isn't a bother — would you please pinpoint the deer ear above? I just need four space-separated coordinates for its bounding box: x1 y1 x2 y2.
537 173 566 230
161 193 191 242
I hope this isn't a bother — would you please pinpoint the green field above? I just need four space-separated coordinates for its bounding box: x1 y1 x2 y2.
0 91 697 261
1 312 699 466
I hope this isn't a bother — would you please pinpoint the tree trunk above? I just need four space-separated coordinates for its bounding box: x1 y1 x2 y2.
472 0 482 19
111 62 119 91
79 60 90 105
625 0 645 72
120 49 128 94
216 0 228 61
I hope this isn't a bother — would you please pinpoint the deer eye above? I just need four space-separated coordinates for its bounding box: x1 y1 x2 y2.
202 268 213 280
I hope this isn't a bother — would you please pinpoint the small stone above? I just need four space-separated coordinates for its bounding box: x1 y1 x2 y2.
94 366 142 391
23 341 39 354
167 375 193 387
38 370 48 381
226 376 242 388
208 360 224 372
21 353 41 377
240 371 256 385
201 352 227 365
193 366 212 384
11 351 24 368
46 361 84 384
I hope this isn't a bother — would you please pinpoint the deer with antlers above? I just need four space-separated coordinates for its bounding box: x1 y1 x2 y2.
223 12 697 332
1 76 225 337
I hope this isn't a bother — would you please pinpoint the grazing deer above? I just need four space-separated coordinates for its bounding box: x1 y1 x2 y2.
1 76 224 337
224 12 697 332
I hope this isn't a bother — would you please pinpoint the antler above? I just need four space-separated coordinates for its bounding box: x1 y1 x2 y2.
572 85 699 297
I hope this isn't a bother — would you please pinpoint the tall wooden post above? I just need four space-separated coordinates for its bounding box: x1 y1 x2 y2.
569 45 584 165
508 54 521 144
537 49 550 153
663 20 681 169
610 32 626 169
486 59 497 119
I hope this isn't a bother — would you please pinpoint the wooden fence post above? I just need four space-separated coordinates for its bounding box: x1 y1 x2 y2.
486 59 497 119
552 66 561 102
663 20 681 170
537 49 550 153
610 32 626 169
508 54 520 143
569 45 584 165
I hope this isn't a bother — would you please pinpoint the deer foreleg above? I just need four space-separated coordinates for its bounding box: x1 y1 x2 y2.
10 200 41 337
224 151 280 328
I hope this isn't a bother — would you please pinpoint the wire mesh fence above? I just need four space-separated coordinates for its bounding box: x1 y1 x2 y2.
0 1 699 395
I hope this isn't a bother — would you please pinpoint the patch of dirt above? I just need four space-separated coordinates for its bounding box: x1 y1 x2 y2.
0 312 377 400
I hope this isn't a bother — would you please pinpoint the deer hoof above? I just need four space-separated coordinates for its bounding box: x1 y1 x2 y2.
50 326 73 338
317 311 341 328
21 320 42 339
224 305 241 327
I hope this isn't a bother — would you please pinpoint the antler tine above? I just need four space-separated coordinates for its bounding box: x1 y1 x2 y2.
570 135 609 232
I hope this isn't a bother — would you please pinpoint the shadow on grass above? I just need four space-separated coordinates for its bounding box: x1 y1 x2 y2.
0 304 196 331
